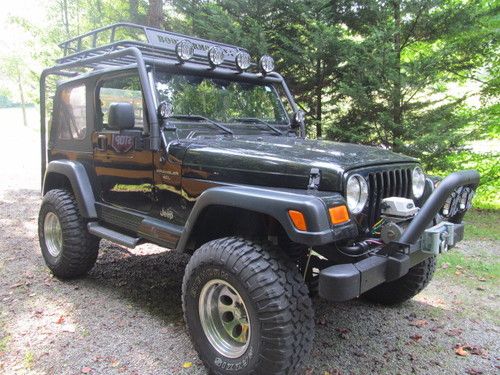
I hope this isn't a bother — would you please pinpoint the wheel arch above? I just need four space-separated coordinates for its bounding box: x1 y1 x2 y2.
42 160 97 218
180 205 286 253
175 185 335 253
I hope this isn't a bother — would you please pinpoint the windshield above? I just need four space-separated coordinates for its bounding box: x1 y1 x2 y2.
154 72 290 131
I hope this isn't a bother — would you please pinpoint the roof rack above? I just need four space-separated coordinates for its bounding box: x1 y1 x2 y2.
57 22 249 71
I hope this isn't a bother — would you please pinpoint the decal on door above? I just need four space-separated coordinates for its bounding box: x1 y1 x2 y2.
111 134 134 153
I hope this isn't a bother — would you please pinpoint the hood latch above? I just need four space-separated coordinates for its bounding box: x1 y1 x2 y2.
308 168 321 190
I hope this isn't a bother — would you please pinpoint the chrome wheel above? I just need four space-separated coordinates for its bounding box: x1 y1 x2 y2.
44 212 63 257
199 279 251 358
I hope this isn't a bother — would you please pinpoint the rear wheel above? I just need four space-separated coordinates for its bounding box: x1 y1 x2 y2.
38 189 99 279
363 256 436 305
182 237 314 375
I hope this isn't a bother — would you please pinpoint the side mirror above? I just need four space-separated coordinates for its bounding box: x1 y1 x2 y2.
157 101 173 119
293 110 305 125
108 102 135 130
292 110 305 136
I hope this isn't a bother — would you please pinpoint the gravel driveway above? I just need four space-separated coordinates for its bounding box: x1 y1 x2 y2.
0 123 498 374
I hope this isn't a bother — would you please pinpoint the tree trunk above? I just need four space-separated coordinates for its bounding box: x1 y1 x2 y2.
130 0 139 23
147 0 164 28
315 57 323 138
62 0 70 37
76 0 80 34
16 69 27 127
391 0 402 149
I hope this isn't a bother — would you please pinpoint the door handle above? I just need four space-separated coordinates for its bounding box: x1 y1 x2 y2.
97 134 107 151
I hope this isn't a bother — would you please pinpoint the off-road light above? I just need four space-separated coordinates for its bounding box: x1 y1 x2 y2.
412 167 425 199
346 174 368 214
235 51 251 71
442 186 475 218
259 55 274 74
176 39 194 62
459 186 474 211
208 46 224 67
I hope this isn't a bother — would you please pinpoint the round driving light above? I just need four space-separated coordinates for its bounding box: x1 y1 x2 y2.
235 51 251 71
346 174 369 214
176 40 194 62
259 55 274 74
412 167 425 199
208 46 224 67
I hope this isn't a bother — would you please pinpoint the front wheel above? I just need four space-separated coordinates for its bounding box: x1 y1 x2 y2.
182 237 314 375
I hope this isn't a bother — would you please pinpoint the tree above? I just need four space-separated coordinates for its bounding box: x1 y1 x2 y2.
0 54 35 126
323 0 498 168
1 0 497 168
147 0 164 27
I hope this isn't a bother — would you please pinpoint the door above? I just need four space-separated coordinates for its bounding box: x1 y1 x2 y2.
92 73 154 213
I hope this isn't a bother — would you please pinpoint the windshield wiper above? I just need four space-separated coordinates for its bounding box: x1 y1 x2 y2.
231 117 283 135
167 114 233 135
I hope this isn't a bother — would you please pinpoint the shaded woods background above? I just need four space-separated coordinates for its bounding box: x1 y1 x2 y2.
0 0 498 207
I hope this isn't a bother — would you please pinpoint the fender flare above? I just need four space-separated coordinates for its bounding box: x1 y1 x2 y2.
42 160 97 218
175 185 354 252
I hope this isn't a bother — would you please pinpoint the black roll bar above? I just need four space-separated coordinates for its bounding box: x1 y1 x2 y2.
39 47 160 188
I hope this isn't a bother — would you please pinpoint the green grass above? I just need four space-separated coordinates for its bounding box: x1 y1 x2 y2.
23 350 35 369
463 208 500 241
0 316 8 354
436 209 499 284
0 334 9 353
437 252 499 282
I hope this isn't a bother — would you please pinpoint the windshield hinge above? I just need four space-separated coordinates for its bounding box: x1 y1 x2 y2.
308 168 321 190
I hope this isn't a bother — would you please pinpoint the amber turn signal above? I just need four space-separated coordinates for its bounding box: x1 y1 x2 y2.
288 210 307 231
329 205 350 225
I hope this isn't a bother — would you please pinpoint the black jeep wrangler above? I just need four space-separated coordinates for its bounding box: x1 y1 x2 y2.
39 23 479 375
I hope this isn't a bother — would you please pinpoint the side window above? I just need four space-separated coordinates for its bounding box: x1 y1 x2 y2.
98 75 144 130
57 85 87 140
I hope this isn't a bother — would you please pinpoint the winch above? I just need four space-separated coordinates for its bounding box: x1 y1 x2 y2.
377 196 464 255
379 197 419 244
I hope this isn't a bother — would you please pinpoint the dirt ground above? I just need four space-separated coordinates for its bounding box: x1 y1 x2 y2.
0 121 498 374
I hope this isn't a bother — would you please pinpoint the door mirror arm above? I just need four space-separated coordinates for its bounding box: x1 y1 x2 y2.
291 110 306 137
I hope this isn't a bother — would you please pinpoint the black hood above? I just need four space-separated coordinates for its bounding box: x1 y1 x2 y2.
181 136 417 191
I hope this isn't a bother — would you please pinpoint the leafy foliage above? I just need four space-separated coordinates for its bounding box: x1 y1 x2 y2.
430 150 500 209
0 0 498 207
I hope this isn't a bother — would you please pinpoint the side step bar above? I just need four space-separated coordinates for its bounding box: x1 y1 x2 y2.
87 222 141 248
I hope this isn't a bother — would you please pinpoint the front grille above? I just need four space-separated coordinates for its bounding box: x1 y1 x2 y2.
366 168 412 227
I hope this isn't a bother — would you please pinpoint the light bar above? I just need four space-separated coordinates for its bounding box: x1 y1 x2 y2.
176 39 194 62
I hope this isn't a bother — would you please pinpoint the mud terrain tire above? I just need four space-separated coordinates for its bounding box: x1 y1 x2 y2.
38 189 99 279
182 237 314 375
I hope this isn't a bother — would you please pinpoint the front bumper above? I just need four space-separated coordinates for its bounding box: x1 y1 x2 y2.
318 170 480 302
319 221 464 301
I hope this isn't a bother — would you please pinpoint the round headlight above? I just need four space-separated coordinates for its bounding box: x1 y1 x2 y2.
208 46 224 67
235 51 251 71
259 55 274 74
412 167 425 198
346 174 369 214
175 40 194 62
